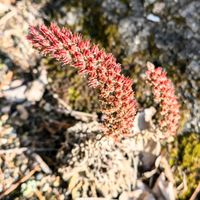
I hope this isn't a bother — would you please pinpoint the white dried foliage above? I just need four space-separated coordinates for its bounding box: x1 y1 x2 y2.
57 108 176 199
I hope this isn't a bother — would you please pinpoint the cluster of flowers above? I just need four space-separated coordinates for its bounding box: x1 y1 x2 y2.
146 62 180 136
27 23 180 139
27 23 137 140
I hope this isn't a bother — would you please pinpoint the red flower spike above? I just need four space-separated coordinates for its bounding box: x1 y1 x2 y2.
146 62 180 136
27 23 138 140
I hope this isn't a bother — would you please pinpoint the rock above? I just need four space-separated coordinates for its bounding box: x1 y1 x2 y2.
139 151 157 172
39 68 48 85
186 60 200 79
147 14 160 22
16 105 29 120
53 176 60 187
44 103 52 112
153 2 165 14
42 183 50 192
118 17 150 55
2 85 26 103
25 80 45 102
10 79 23 88
20 164 27 172
35 173 43 181
24 68 48 102
133 107 156 134
65 8 83 27
102 0 127 23
180 1 200 33
144 0 156 6
1 105 11 114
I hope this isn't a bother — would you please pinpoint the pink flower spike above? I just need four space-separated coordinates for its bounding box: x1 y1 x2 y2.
146 62 180 137
27 23 138 140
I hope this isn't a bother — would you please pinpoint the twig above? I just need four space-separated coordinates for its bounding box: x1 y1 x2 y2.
133 152 139 188
0 168 5 191
189 182 200 200
53 93 97 122
70 110 97 122
0 9 16 27
0 165 40 199
32 153 52 174
0 147 28 154
53 93 72 110
160 156 175 184
0 147 57 155
35 188 45 200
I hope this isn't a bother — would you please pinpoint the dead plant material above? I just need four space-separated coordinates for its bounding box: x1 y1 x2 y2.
0 165 40 199
189 182 200 200
0 71 13 90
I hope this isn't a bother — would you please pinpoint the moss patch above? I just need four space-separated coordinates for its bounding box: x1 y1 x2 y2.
168 133 200 200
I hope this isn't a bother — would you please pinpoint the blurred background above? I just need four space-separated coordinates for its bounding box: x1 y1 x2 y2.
0 0 199 199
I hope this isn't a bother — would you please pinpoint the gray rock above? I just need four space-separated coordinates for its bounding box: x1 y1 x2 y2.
186 60 200 79
180 1 200 33
118 17 150 55
102 0 127 23
65 7 83 27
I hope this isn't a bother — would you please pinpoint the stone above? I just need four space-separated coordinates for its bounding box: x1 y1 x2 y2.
25 80 45 102
147 14 160 22
2 85 27 103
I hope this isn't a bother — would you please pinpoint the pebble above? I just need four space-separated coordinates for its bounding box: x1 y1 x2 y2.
1 114 9 122
2 85 27 103
44 103 52 112
42 183 50 192
65 8 83 26
10 79 23 88
16 105 29 120
1 105 11 113
36 173 43 180
187 60 200 79
1 138 7 144
147 13 160 22
153 2 165 14
25 80 45 102
53 176 60 187
20 164 27 172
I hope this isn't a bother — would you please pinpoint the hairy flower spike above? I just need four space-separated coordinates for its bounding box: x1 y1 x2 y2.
27 23 137 140
146 62 180 137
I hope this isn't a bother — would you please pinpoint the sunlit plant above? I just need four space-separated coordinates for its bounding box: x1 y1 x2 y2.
27 23 180 140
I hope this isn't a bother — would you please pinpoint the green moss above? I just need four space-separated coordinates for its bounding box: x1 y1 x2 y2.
67 88 81 102
169 133 200 200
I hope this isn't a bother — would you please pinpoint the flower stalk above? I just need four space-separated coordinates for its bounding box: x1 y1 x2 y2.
146 62 180 136
27 23 137 140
